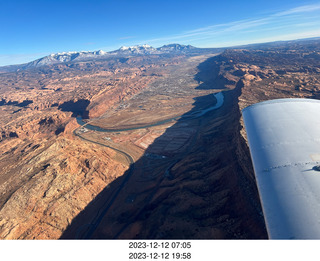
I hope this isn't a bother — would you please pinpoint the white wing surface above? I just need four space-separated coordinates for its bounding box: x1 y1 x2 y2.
242 98 320 239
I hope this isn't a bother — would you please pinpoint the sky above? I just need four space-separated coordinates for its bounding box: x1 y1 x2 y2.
1 0 320 66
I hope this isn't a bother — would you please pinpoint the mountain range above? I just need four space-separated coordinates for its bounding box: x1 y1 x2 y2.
0 44 212 72
2 37 320 73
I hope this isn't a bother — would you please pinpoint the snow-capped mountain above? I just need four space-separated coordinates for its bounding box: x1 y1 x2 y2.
158 44 196 52
113 44 159 55
0 44 214 72
112 44 197 55
26 50 108 68
26 44 199 68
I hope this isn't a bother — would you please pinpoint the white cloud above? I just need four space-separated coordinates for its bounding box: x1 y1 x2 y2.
273 3 320 16
2 3 320 66
141 3 320 47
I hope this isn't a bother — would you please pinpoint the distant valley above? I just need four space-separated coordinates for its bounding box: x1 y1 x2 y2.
0 38 319 239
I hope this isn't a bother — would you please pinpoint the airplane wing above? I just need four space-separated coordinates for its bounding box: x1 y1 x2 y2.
242 98 320 239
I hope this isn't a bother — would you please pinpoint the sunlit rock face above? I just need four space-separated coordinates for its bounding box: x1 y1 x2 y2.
0 38 319 239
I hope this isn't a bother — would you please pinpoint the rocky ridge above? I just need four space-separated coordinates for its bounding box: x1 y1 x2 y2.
0 54 188 239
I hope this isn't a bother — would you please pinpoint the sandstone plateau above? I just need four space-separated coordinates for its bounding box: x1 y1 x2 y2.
0 39 320 239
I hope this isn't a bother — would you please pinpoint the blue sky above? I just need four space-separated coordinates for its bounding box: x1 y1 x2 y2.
1 0 320 66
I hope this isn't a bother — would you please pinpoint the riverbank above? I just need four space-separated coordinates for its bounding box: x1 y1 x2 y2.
76 92 224 132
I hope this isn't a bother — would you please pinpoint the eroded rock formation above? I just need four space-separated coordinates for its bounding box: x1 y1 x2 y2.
0 39 319 239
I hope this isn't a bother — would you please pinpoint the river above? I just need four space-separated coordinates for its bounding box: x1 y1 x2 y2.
76 92 224 132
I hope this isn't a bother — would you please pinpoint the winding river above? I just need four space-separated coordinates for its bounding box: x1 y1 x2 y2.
76 92 224 132
73 91 224 238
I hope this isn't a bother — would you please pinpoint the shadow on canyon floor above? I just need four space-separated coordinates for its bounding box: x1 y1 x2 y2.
60 57 267 239
58 99 90 119
0 99 33 107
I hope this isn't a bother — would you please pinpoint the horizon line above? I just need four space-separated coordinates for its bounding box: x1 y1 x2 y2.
1 36 320 68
